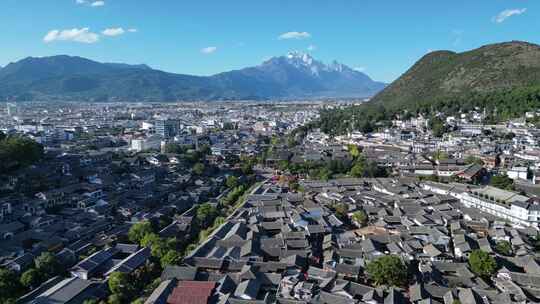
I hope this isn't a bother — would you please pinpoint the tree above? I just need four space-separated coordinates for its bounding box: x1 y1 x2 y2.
347 144 361 159
350 161 365 177
314 167 332 180
0 131 5 141
83 299 98 304
140 233 161 248
468 249 497 278
429 116 447 138
366 255 408 287
185 244 197 255
350 156 387 178
241 162 254 175
289 181 299 192
504 132 516 140
162 143 186 154
35 252 59 277
0 136 44 173
108 293 124 304
364 160 386 177
465 155 484 166
360 120 374 133
226 176 239 189
20 268 42 289
490 174 514 190
213 216 225 227
108 272 135 300
495 241 513 256
128 221 154 244
149 238 168 258
196 203 218 228
160 250 182 268
0 268 21 302
199 144 211 156
166 238 179 251
352 210 368 227
193 163 205 175
334 203 349 220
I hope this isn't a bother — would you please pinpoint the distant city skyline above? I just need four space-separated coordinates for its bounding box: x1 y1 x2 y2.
1 0 538 82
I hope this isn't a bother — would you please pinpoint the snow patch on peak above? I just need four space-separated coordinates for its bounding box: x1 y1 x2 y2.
286 51 316 66
330 60 345 72
302 53 313 65
264 52 362 77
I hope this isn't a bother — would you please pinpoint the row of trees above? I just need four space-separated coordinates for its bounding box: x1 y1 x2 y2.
194 176 256 246
128 221 183 269
277 157 388 181
221 185 248 207
121 221 186 303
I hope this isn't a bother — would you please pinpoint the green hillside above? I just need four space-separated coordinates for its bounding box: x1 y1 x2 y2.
318 41 540 135
372 41 540 113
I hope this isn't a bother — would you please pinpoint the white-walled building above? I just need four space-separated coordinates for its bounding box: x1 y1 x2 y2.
507 167 528 181
461 186 539 228
130 135 161 152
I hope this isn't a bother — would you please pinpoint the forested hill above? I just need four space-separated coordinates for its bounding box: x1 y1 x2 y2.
372 41 540 112
317 41 540 135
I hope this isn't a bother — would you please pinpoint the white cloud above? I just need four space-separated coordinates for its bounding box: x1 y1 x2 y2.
201 46 217 54
102 27 125 36
354 67 366 72
493 8 526 23
278 31 311 40
127 28 138 33
91 1 105 7
76 0 105 7
43 28 99 44
307 45 317 51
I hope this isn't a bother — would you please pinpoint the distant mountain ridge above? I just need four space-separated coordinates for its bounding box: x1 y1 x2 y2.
371 41 540 110
0 52 386 102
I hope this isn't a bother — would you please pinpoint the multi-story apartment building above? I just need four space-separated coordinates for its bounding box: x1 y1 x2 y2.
460 186 540 228
155 119 181 138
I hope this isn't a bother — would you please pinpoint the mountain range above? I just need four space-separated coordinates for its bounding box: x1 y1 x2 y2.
0 52 386 102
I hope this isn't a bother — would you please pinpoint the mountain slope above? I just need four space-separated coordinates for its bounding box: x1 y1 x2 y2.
0 53 386 101
371 41 540 110
0 55 221 101
212 52 386 98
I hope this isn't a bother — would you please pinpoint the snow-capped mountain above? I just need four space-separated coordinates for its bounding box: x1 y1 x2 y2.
263 51 356 76
281 51 349 74
211 51 386 98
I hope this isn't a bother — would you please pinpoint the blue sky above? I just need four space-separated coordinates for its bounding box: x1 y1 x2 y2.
1 0 538 82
